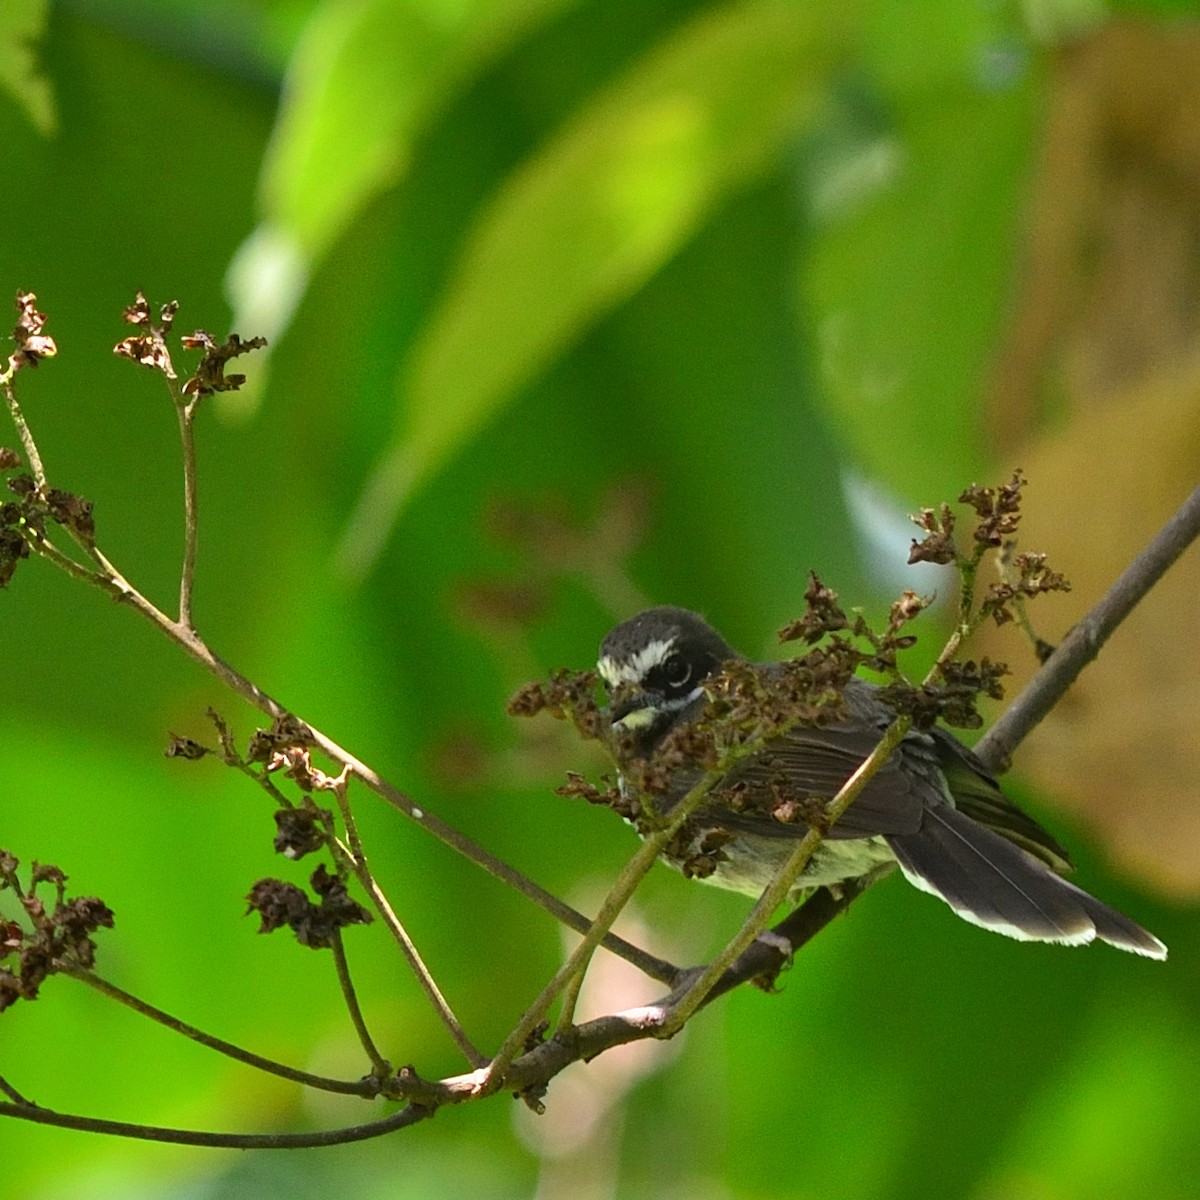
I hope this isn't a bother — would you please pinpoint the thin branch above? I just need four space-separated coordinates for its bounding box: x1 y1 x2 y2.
17 526 109 588
11 877 900 1147
0 1100 428 1148
0 1074 35 1107
2 380 46 490
976 482 1200 772
62 968 375 1097
330 775 486 1067
330 932 391 1077
174 393 199 630
484 763 733 1087
335 835 488 1068
328 745 675 981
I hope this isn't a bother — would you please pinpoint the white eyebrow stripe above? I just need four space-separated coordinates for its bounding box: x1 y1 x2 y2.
597 638 676 686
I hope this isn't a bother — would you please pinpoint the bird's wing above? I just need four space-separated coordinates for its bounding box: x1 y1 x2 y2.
930 728 1073 871
885 802 1166 958
711 722 930 838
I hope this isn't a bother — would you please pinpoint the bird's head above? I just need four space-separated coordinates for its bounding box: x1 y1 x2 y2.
597 606 738 756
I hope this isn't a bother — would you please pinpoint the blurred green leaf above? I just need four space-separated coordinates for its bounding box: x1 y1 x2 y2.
979 992 1200 1200
0 0 55 134
259 0 582 258
336 0 855 579
5 4 1198 1198
804 81 1039 501
227 0 582 376
802 0 1041 501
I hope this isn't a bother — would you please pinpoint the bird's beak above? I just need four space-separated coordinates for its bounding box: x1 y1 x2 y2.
606 684 662 731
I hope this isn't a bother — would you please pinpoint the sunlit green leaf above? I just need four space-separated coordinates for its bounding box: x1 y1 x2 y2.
259 0 581 258
338 0 854 578
0 0 55 134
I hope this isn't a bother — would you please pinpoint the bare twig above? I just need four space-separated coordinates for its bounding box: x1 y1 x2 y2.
0 1074 35 1108
61 967 376 1096
329 932 391 1078
334 834 488 1069
485 762 734 1087
0 1100 428 1148
327 772 485 1066
975 482 1200 772
2 381 46 490
174 390 199 630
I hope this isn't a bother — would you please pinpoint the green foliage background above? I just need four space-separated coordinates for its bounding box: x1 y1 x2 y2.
1 1 1196 1197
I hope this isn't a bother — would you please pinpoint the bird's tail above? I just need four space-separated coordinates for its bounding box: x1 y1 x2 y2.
886 804 1167 959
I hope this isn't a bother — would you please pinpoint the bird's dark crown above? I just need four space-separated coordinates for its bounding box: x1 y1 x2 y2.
597 606 738 696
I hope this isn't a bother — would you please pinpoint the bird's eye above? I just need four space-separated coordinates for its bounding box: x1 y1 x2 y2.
660 652 692 688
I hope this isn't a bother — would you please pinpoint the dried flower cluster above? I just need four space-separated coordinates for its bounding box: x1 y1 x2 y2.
3 292 57 378
513 472 1071 831
245 866 372 950
0 853 114 1012
113 290 266 398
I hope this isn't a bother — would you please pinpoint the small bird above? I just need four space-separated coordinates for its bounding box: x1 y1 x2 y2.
597 606 1166 958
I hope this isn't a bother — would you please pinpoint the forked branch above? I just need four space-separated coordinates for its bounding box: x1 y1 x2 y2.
2 293 1196 1150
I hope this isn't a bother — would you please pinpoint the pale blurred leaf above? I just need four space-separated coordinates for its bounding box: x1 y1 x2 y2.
805 81 1038 502
259 0 582 258
338 0 854 578
0 0 55 134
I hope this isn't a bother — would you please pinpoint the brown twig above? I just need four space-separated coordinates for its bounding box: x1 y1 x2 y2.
328 770 480 1064
484 761 734 1088
2 381 46 490
329 931 391 1078
61 967 376 1097
975 482 1200 772
0 1074 35 1108
174 389 199 630
0 1100 428 1147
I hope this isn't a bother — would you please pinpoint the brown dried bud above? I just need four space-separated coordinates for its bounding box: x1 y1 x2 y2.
246 878 311 934
122 292 153 328
246 869 370 949
779 573 849 643
44 488 95 543
164 734 210 760
180 330 267 397
506 681 547 717
0 527 29 587
273 806 329 860
0 919 22 958
908 504 957 564
9 292 57 371
889 590 928 628
962 470 1025 546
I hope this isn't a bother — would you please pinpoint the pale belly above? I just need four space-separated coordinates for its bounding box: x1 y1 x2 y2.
670 829 896 899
